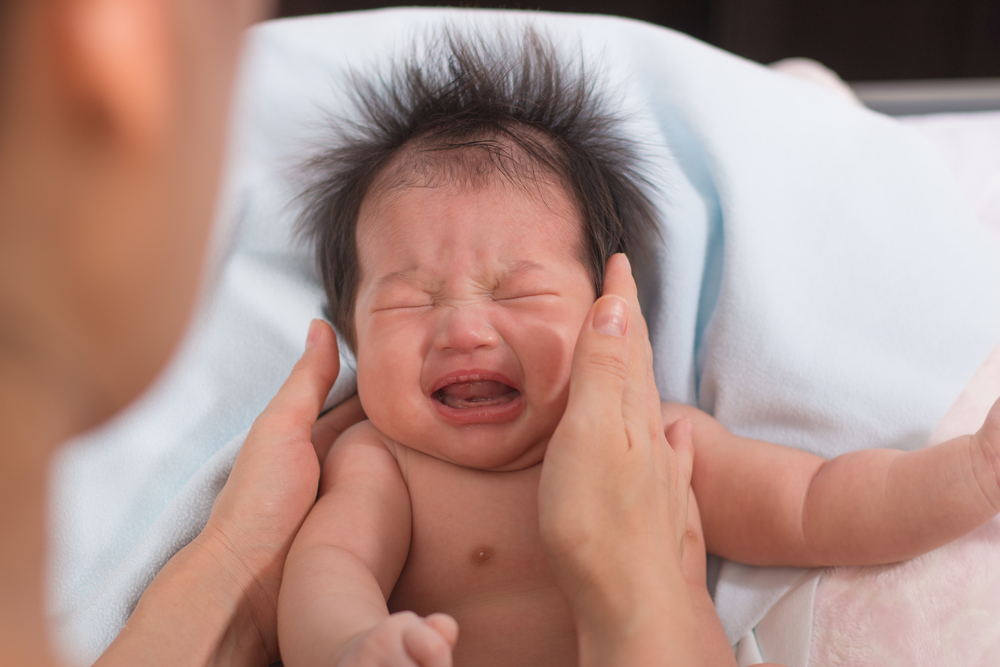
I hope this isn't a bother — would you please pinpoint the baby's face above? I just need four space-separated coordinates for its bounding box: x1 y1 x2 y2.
353 175 596 471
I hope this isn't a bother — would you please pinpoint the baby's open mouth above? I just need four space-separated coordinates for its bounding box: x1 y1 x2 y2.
434 380 521 409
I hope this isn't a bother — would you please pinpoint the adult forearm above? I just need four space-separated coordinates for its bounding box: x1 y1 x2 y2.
573 560 702 667
688 587 735 667
94 534 273 667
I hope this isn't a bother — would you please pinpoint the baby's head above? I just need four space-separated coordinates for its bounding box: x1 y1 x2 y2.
299 26 658 469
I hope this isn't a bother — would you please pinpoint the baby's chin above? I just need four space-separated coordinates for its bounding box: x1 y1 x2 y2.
361 387 563 471
396 422 551 472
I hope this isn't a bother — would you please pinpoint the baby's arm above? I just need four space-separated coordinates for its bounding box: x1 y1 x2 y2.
663 397 1000 567
278 421 456 667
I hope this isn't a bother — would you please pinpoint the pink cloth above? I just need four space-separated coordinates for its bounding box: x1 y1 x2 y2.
808 343 1000 666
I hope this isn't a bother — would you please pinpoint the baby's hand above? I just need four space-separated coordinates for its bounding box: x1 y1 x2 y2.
972 396 1000 512
337 612 458 667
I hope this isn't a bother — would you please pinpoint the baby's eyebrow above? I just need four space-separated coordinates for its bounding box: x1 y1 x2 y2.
373 267 422 291
493 260 546 284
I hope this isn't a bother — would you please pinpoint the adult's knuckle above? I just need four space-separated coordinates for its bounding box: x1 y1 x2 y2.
287 362 318 388
584 348 628 379
251 412 301 443
636 309 651 337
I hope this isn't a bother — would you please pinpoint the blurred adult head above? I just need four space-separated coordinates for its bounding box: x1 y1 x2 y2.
0 0 272 438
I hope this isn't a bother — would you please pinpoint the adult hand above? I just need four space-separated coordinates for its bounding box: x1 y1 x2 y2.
97 320 366 667
538 254 700 667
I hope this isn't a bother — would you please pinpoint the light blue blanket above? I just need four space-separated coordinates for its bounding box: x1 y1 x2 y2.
47 8 1000 662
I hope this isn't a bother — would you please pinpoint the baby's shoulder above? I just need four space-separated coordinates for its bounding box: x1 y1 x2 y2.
331 419 400 459
336 418 386 444
326 420 417 481
320 420 410 494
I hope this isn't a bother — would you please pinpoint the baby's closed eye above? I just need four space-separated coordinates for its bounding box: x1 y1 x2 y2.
373 300 433 312
491 278 561 304
491 290 562 315
493 290 559 302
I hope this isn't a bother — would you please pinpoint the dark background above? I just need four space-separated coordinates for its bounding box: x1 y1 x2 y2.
277 0 1000 81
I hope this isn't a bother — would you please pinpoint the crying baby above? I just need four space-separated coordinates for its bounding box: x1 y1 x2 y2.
276 26 1000 667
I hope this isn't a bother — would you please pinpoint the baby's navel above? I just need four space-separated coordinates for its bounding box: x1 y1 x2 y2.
469 545 494 565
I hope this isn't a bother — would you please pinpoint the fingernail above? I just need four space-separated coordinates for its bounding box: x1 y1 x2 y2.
305 319 322 349
618 253 632 273
592 296 628 336
683 418 693 435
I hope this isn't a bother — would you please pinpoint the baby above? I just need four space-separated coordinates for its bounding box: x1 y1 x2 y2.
277 27 1000 667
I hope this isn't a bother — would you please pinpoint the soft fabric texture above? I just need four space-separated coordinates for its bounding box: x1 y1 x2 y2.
808 340 1000 667
735 344 1000 667
727 111 1000 667
46 9 1000 663
801 113 1000 667
898 111 1000 235
811 522 1000 667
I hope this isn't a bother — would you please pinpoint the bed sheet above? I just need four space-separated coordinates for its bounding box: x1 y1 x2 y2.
899 111 1000 233
737 110 1000 666
741 338 1000 667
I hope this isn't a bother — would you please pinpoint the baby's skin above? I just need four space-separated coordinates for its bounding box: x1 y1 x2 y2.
277 172 1000 667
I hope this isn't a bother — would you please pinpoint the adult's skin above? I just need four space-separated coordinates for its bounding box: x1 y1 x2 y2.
0 0 292 663
539 254 701 666
541 253 754 667
0 2 720 667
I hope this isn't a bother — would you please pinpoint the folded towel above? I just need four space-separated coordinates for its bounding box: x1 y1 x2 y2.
46 9 1000 663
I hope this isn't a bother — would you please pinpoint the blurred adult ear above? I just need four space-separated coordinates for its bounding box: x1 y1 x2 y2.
0 0 273 431
57 0 173 155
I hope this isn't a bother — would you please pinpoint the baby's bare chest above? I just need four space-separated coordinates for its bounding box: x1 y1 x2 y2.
387 455 577 666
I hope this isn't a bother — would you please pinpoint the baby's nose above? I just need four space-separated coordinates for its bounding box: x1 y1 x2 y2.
434 306 500 354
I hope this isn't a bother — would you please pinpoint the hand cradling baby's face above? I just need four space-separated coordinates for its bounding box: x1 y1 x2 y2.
353 174 596 471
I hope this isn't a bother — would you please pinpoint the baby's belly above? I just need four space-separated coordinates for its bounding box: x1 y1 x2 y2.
391 584 577 667
390 449 579 665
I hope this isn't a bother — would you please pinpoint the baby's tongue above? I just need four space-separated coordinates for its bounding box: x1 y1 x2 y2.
437 380 519 409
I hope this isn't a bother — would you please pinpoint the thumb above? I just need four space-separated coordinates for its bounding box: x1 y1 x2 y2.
665 418 695 490
260 319 341 427
680 487 707 585
666 418 695 554
562 294 631 433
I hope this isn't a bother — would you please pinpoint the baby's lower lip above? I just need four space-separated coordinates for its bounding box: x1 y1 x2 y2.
434 380 521 409
431 381 524 425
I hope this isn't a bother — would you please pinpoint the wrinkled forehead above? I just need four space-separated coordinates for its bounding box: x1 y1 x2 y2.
354 147 588 282
356 135 587 264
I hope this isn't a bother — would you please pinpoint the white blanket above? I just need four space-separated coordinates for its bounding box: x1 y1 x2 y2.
46 9 1000 663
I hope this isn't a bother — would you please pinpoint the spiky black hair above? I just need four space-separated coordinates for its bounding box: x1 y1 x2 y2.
297 24 660 350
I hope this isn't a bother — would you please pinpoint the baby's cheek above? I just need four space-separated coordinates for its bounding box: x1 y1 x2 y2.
518 323 577 413
355 343 398 411
355 339 427 436
353 358 378 419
